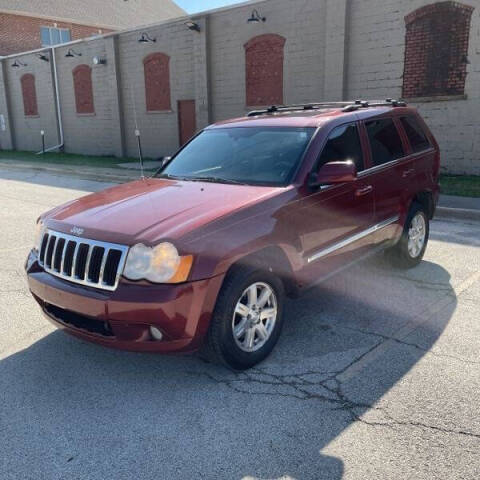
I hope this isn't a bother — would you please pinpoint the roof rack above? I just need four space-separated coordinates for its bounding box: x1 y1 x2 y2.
246 99 407 117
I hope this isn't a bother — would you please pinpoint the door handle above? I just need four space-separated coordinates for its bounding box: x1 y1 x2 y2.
402 168 415 178
355 185 373 197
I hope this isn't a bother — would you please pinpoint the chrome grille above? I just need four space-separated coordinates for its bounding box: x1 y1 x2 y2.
38 229 129 291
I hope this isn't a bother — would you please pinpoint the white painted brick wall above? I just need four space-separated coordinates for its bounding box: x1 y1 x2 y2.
0 0 478 174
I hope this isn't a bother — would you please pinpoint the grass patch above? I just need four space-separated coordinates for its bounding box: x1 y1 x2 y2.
0 150 141 169
440 174 480 198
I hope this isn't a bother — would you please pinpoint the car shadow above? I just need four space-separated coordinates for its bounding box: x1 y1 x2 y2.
0 256 455 480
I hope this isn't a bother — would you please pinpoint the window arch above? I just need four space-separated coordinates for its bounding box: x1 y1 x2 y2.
403 1 474 98
143 52 171 111
21 74 38 117
244 34 286 106
73 65 95 114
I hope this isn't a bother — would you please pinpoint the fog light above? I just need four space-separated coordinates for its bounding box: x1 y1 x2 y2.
150 326 163 341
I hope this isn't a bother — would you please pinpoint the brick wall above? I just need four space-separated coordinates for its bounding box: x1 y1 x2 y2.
403 2 474 99
245 34 286 107
0 0 478 174
0 12 111 56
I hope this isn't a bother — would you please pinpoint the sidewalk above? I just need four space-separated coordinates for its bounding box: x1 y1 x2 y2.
0 158 142 183
1 158 479 221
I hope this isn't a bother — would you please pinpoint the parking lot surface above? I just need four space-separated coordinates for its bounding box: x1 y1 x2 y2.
1 168 479 480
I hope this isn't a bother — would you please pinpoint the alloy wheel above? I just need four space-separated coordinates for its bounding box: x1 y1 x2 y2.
232 282 278 353
407 212 426 258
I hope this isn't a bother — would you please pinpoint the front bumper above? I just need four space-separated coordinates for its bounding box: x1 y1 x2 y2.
25 251 224 353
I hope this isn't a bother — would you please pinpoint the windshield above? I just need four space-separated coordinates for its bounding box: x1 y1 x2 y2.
158 127 316 186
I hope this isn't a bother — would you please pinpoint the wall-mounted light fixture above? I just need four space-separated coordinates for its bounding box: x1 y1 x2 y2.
185 21 201 32
138 32 156 43
93 56 107 65
37 53 50 62
65 49 82 58
11 59 27 68
247 9 266 23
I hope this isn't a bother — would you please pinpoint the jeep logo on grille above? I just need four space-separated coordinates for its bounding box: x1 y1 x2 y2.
70 226 84 236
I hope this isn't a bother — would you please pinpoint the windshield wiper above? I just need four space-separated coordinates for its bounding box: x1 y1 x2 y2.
186 176 248 185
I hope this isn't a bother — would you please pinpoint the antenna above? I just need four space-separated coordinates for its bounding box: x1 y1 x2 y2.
130 86 144 179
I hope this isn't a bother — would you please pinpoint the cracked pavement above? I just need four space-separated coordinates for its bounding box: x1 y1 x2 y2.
0 168 479 480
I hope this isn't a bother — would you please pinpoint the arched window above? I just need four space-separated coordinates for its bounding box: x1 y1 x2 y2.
403 2 474 98
245 34 286 106
143 52 171 111
73 65 95 114
21 74 38 117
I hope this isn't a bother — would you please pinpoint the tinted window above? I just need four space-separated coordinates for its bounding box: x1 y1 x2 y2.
366 118 405 166
318 123 364 172
400 116 431 153
160 127 315 186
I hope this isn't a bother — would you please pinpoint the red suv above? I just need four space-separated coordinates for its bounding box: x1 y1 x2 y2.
26 100 440 369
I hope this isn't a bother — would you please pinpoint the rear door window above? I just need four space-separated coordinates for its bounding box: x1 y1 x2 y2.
318 123 364 172
400 116 431 153
365 118 405 166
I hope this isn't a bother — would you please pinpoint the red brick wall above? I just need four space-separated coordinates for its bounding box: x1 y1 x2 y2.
20 73 38 116
245 34 286 107
0 12 113 56
144 52 171 112
73 65 95 114
403 1 474 98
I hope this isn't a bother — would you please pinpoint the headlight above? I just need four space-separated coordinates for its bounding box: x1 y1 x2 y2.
123 242 193 284
34 220 46 252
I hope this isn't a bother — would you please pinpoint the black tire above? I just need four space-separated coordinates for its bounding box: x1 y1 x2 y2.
386 202 429 269
203 265 285 370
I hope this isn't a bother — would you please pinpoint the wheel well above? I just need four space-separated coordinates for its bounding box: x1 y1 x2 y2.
228 246 298 298
413 191 434 219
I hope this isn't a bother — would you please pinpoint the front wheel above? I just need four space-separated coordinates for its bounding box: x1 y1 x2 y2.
386 202 429 269
204 266 285 370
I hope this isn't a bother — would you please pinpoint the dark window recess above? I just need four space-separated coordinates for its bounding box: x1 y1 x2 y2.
317 123 364 172
366 118 404 166
401 116 431 153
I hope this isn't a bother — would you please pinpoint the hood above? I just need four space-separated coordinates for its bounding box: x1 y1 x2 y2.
45 178 284 246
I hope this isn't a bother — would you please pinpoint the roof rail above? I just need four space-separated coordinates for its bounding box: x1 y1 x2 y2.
246 99 407 117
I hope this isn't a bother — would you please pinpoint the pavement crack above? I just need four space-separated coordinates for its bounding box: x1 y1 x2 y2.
339 324 480 366
355 412 480 440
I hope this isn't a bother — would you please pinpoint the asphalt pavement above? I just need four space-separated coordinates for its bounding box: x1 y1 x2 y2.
1 167 479 480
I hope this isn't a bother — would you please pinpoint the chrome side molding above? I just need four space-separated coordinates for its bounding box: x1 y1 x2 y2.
307 215 400 264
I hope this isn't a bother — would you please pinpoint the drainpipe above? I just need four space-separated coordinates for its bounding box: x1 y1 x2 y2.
37 46 64 153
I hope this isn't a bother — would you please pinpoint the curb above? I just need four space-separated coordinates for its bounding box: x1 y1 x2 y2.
436 206 480 222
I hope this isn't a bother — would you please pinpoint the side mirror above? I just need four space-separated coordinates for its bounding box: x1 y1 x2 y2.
309 161 357 187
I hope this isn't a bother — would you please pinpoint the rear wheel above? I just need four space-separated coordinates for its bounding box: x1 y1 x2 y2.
204 266 285 370
386 202 429 269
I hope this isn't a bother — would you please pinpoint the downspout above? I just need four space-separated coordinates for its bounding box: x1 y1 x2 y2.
37 46 64 153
